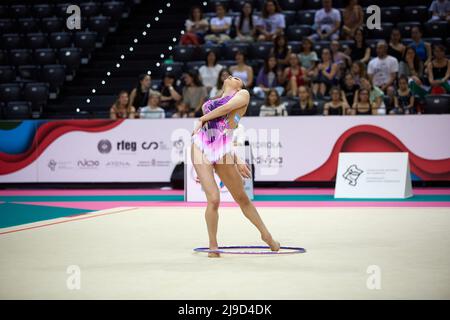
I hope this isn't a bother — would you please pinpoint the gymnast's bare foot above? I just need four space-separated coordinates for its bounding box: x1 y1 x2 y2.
208 247 221 258
262 234 280 251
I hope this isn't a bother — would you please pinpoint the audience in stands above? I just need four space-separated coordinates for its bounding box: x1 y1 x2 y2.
171 101 190 118
312 48 339 98
181 6 209 45
298 38 319 77
351 88 375 115
259 89 288 116
409 26 432 67
341 0 364 40
428 0 450 22
198 51 223 94
358 77 385 114
350 28 371 64
367 41 399 93
388 28 405 64
282 53 307 97
139 91 165 119
341 72 360 107
270 34 291 67
182 71 208 117
234 1 259 42
113 0 450 120
323 87 350 115
230 51 254 87
291 86 318 116
310 0 341 41
159 73 182 115
204 3 232 44
110 91 136 119
393 75 415 115
254 55 284 99
129 74 156 110
257 0 286 42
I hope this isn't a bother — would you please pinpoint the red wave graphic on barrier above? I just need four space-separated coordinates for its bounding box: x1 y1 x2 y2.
0 120 124 175
296 125 450 181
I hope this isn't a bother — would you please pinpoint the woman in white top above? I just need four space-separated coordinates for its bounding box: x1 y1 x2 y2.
139 92 166 119
181 6 209 45
234 1 258 42
259 89 288 116
230 51 254 88
257 0 285 42
198 51 223 94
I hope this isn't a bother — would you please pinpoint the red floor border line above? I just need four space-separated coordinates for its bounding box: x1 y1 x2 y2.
0 207 139 236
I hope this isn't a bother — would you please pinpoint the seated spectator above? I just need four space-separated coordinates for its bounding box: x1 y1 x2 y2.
270 34 291 67
182 71 208 117
159 73 182 116
409 26 432 67
309 0 341 41
330 40 351 77
129 74 157 110
199 51 223 93
367 40 399 92
259 89 288 116
393 75 415 114
209 68 231 98
139 92 165 119
298 38 319 77
110 91 136 119
257 0 285 42
388 28 406 63
428 0 450 22
351 88 376 115
323 87 350 116
171 101 190 118
282 53 308 97
254 55 284 99
398 47 424 93
235 1 259 42
350 61 366 86
204 3 232 45
181 6 209 45
230 51 254 88
349 28 371 64
312 48 339 98
357 77 385 114
341 0 364 40
290 85 318 115
385 86 397 113
341 72 360 107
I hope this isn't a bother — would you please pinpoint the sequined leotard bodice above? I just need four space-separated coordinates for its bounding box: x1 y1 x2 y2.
191 92 242 164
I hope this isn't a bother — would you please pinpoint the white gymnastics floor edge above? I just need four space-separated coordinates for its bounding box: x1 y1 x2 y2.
0 206 449 299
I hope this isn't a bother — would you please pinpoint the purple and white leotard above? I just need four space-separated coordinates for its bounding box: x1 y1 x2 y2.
191 92 241 164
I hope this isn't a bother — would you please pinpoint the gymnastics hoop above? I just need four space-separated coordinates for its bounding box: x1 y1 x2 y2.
193 245 306 255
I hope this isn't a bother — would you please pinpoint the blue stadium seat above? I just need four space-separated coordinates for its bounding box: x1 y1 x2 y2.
0 66 15 83
17 65 40 82
41 17 65 33
34 49 57 65
287 25 312 41
424 21 448 38
32 4 53 18
49 32 73 49
297 10 315 25
0 83 22 102
250 42 273 60
280 0 304 11
0 19 15 34
10 5 29 19
26 33 48 50
23 82 49 111
425 95 450 114
80 2 100 17
223 43 250 60
403 6 429 22
9 49 33 66
4 101 32 119
381 7 401 23
173 46 195 62
2 34 23 50
18 18 39 34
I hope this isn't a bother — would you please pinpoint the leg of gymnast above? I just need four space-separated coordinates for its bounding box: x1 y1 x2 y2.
191 75 280 257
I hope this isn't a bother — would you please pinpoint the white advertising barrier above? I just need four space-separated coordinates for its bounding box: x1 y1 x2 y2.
185 144 254 202
334 153 413 199
1 115 449 183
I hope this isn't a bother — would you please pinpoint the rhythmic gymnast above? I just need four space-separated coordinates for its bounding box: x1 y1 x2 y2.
191 75 280 258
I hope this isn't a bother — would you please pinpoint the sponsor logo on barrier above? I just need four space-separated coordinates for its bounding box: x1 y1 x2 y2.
98 140 112 154
106 161 131 168
343 165 364 186
77 159 100 169
48 159 73 171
